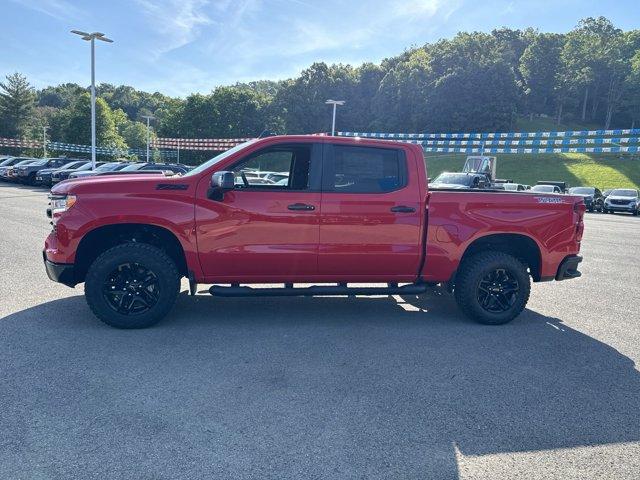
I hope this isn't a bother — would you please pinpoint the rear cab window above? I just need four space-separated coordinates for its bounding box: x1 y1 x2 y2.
323 144 407 193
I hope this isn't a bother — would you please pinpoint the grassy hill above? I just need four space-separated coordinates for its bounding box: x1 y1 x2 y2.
425 152 640 190
424 116 639 189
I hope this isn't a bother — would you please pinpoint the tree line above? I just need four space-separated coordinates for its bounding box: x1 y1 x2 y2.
1 16 639 161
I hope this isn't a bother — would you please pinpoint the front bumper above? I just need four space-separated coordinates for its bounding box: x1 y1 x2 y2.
556 255 582 281
605 204 636 212
43 251 76 287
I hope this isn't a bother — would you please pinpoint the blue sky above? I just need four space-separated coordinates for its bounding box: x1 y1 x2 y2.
1 0 638 97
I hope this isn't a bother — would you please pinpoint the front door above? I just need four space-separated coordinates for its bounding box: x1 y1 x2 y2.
195 142 322 282
318 143 423 280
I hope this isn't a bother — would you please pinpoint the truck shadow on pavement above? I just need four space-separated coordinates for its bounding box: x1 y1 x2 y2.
1 290 638 479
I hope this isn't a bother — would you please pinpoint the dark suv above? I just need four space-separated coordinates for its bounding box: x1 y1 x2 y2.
51 162 106 184
36 160 88 187
14 158 70 185
568 186 603 213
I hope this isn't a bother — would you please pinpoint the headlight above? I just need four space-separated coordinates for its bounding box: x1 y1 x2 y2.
48 194 77 223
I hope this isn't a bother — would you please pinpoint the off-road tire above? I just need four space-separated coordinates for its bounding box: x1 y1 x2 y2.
454 251 531 325
85 242 180 328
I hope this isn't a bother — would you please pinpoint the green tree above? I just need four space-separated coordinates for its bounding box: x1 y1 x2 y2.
64 93 127 156
38 83 85 109
0 72 36 137
519 33 563 118
112 108 150 149
274 62 358 133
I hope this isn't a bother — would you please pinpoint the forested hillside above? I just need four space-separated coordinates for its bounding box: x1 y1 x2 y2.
1 16 639 155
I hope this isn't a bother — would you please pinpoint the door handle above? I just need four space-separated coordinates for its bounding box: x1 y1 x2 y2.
288 203 315 211
390 205 416 213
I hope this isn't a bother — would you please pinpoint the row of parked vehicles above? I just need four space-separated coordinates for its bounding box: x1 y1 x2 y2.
428 155 639 216
0 155 190 187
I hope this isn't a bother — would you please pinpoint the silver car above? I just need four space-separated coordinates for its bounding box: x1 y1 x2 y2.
603 189 639 216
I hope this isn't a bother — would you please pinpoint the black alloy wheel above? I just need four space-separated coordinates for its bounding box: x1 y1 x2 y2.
454 251 531 325
103 262 160 315
85 242 180 328
477 268 520 313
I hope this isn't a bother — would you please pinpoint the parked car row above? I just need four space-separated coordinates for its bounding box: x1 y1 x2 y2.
428 173 639 216
0 156 190 187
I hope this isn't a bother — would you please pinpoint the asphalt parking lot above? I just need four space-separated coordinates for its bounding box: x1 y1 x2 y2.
1 181 639 480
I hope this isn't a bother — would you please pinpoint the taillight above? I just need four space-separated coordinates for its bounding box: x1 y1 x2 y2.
574 201 585 242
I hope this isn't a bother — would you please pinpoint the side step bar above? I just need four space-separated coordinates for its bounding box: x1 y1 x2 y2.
209 283 428 297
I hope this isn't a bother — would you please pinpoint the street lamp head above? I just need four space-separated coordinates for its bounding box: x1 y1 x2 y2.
71 30 113 42
95 33 114 43
326 99 345 106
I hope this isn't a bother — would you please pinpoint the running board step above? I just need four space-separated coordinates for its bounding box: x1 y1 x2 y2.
209 283 427 297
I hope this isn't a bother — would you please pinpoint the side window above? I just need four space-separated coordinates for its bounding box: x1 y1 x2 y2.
326 145 406 193
231 144 313 190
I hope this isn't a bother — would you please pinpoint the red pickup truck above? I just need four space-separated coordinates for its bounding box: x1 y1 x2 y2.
44 135 584 328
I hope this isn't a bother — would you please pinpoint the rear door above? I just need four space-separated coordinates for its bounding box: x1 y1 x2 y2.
318 143 422 280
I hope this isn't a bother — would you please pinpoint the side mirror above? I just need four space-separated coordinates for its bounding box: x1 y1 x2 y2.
208 171 235 200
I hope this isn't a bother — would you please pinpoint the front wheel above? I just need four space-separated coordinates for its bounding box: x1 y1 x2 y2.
454 251 531 325
85 243 180 328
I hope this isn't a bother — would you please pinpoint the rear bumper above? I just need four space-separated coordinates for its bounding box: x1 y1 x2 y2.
555 255 582 281
43 251 76 287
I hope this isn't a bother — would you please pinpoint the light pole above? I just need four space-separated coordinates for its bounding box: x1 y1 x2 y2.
141 115 155 163
325 99 345 136
71 30 113 169
42 125 49 157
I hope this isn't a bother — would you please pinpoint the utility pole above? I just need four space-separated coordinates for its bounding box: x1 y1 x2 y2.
71 30 113 169
325 99 345 136
42 125 49 157
141 115 155 163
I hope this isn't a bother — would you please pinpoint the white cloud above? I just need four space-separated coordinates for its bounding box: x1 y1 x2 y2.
134 0 213 54
9 0 85 21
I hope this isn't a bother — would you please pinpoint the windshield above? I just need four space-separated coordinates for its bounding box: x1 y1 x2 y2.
569 187 595 195
432 173 473 186
58 161 86 170
74 163 95 171
503 184 519 191
26 159 47 166
610 189 638 197
14 159 36 166
532 185 556 193
96 162 125 171
182 140 258 177
0 158 18 166
121 163 148 171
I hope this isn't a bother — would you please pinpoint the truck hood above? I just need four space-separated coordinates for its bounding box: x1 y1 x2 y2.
51 173 176 195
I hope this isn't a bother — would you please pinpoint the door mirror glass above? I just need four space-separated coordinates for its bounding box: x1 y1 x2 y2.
211 171 235 189
208 171 235 200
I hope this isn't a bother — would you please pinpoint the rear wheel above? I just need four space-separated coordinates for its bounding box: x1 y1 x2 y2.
454 251 530 325
85 243 180 328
